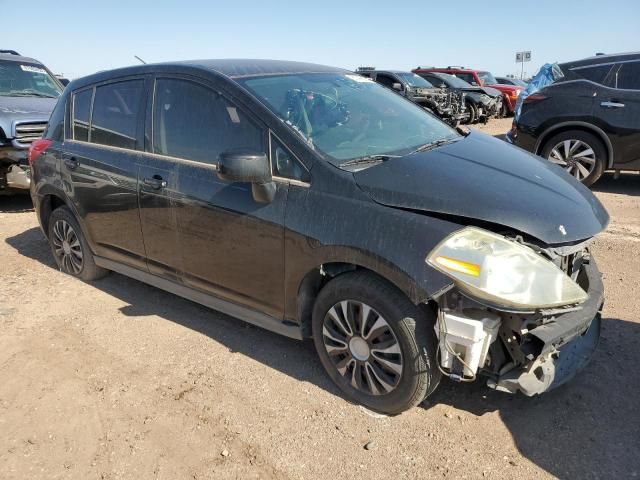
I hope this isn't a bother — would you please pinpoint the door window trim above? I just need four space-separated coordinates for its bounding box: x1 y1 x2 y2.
70 86 95 142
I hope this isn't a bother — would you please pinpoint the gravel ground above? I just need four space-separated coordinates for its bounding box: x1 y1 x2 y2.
1 119 639 479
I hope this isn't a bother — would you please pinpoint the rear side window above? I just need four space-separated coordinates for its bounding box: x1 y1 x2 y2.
90 80 144 149
153 78 263 164
614 62 640 90
72 89 92 141
572 64 612 85
44 96 66 142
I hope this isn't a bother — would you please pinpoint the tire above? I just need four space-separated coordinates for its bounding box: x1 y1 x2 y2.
463 101 477 124
312 271 440 414
48 206 108 281
541 130 606 186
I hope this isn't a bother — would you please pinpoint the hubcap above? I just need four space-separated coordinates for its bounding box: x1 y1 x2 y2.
322 300 403 396
51 220 83 274
548 139 596 181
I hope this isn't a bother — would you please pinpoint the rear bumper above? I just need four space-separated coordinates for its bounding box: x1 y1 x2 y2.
489 258 604 396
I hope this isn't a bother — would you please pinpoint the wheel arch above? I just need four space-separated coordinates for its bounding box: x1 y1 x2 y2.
535 122 614 168
296 262 423 338
38 192 70 237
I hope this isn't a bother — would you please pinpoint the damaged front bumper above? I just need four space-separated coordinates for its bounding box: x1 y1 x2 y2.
0 147 31 191
434 255 604 396
489 258 603 395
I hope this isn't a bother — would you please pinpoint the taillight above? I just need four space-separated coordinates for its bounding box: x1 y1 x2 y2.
523 93 547 105
28 138 52 166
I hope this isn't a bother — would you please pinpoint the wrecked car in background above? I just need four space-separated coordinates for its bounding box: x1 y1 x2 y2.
414 66 523 116
415 71 503 124
0 50 62 194
357 68 467 126
30 59 607 414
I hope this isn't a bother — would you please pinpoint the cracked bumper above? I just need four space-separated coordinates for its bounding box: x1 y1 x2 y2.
489 258 604 396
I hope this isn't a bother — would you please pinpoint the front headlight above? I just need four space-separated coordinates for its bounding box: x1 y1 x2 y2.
426 227 588 309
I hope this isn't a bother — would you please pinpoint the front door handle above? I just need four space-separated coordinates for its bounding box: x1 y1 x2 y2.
63 156 79 170
600 101 625 109
143 176 167 190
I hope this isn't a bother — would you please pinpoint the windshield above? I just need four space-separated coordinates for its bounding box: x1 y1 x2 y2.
477 71 497 85
436 73 472 89
238 73 458 166
0 61 62 98
396 72 434 88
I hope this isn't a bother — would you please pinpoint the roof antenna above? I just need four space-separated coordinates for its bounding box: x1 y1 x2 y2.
134 55 147 64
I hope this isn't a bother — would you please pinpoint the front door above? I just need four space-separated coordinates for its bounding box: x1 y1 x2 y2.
149 76 287 318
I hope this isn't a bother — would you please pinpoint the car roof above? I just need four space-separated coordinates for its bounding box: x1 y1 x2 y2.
69 59 348 90
560 51 640 70
0 52 43 65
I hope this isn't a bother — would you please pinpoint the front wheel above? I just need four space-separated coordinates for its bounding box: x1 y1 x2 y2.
312 272 440 414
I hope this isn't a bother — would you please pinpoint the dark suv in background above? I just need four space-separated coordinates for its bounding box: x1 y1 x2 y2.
356 68 466 126
0 50 62 194
509 52 640 186
30 59 607 414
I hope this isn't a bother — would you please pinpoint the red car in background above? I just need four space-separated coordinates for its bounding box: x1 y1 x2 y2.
412 66 524 115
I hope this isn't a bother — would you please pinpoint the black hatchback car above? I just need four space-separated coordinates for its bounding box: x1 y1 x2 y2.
508 52 640 186
30 60 608 414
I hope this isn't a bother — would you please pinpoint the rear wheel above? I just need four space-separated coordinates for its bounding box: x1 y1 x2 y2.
48 206 108 281
541 130 606 186
312 272 440 414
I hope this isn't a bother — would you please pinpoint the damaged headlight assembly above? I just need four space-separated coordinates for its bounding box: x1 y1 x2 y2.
426 227 588 310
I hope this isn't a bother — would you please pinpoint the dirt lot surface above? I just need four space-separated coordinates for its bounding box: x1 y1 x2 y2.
1 118 639 479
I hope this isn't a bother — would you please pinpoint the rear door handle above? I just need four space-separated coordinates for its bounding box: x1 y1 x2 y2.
600 101 625 109
143 176 167 190
63 156 79 170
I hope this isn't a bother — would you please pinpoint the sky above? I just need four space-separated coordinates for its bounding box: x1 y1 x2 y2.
3 0 639 81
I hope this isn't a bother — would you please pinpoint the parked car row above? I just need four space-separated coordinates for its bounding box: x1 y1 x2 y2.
356 68 467 126
26 58 608 414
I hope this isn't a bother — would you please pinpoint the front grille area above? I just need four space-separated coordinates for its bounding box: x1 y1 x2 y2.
13 122 47 147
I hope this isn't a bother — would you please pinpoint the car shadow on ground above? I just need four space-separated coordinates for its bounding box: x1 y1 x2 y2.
593 172 640 196
6 226 640 479
0 193 33 213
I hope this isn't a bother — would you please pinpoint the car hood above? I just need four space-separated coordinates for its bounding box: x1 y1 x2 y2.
353 131 609 245
455 85 501 97
0 96 56 135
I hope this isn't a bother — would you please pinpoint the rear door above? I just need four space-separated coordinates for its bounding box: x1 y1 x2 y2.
62 78 147 270
596 60 640 168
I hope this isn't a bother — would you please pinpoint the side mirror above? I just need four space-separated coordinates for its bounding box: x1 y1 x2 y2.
392 82 403 91
217 150 276 204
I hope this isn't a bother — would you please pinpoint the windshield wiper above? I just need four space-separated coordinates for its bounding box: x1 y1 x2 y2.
9 91 57 98
410 137 458 154
340 154 401 168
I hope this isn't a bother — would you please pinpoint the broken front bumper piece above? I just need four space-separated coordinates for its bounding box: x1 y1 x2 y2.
488 258 604 396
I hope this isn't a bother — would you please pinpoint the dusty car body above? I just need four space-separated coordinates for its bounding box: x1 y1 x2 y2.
30 59 607 413
357 68 467 126
0 50 62 194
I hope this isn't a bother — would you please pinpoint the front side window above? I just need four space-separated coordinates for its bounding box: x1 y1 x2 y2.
72 89 92 141
614 61 640 90
90 80 144 149
0 60 62 98
153 78 263 163
375 74 397 89
238 72 458 167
